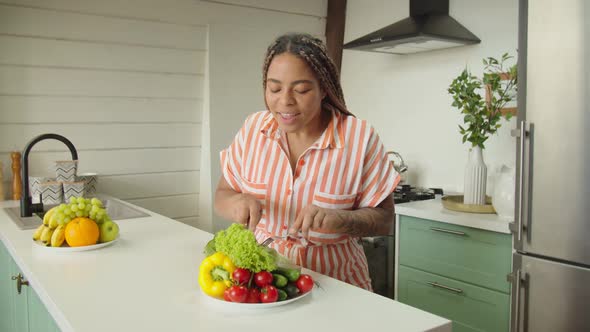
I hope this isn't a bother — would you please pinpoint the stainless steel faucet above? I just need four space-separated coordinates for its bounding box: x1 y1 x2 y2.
386 151 408 173
20 134 78 217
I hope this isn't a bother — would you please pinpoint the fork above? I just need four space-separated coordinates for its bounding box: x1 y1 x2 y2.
261 237 275 247
261 235 295 247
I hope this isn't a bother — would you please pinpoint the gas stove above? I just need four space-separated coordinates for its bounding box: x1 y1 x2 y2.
393 184 442 204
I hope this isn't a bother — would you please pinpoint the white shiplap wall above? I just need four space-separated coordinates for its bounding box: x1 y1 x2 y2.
0 0 327 231
0 2 205 225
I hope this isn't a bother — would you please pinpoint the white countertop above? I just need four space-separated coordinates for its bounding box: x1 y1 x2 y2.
0 198 451 332
395 197 512 234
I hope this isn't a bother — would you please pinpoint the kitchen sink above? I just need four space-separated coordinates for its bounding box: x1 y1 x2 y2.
4 196 150 230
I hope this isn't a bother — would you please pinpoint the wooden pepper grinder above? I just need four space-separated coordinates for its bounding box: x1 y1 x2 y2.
11 152 22 200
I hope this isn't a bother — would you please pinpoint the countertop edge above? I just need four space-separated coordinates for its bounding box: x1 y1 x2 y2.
395 197 512 234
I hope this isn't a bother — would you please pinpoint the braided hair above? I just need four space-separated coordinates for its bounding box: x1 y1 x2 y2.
262 33 354 117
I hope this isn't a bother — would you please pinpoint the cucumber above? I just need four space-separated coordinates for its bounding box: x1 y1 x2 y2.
283 283 300 298
275 266 301 283
272 273 288 288
277 289 288 301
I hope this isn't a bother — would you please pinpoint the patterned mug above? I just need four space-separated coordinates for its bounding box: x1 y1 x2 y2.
38 182 63 205
76 173 98 196
63 181 86 202
55 160 78 182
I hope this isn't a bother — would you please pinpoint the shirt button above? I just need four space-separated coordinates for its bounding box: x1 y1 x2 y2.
282 225 288 230
286 189 292 195
299 159 305 166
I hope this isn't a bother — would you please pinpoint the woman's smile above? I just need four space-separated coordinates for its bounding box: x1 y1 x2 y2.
277 112 300 124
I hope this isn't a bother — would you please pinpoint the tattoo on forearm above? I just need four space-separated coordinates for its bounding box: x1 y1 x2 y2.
342 207 393 237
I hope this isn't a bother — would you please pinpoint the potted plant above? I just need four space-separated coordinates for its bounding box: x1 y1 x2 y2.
448 53 517 205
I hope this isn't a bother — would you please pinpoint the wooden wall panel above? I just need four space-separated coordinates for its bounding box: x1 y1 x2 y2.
0 124 200 152
128 194 199 219
0 147 200 177
0 66 204 99
0 5 207 49
0 2 205 226
99 171 199 199
0 97 202 124
0 35 206 74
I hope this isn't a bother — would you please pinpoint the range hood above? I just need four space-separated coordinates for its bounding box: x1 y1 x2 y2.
343 0 480 55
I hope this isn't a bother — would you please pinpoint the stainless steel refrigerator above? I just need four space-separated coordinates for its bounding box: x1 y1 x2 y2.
509 0 590 331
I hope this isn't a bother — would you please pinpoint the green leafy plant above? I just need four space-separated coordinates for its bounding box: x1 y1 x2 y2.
448 53 517 149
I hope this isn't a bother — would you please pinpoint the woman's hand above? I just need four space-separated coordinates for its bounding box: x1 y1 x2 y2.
215 177 263 232
289 204 351 238
229 193 263 231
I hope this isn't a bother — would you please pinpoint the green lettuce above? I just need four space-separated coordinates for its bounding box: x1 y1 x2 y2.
213 224 276 273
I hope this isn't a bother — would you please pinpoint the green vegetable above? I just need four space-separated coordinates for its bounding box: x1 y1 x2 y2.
276 266 301 283
283 283 300 298
213 224 276 273
203 239 216 256
272 273 288 288
277 289 288 301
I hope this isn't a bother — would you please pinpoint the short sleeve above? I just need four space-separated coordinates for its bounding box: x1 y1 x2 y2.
357 127 400 208
219 123 247 193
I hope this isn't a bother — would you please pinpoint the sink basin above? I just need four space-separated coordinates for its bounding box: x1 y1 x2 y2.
4 197 150 230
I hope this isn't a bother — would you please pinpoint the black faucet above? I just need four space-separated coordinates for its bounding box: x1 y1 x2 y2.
20 134 78 217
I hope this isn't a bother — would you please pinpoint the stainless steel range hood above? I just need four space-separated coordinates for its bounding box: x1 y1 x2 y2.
343 0 480 55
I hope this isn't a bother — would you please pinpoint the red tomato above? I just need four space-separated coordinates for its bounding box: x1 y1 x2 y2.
246 288 261 303
232 268 251 285
223 288 232 302
296 274 314 294
227 285 248 303
254 271 273 288
260 285 279 303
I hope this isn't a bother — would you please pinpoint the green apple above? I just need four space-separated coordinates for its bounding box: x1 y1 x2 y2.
99 220 119 243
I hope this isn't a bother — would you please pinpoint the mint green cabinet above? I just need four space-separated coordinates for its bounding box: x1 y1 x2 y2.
397 215 511 332
0 241 60 332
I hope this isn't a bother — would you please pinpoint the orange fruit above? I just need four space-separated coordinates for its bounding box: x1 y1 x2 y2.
65 217 99 247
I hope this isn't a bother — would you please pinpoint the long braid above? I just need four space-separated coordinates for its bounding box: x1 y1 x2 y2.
262 33 354 117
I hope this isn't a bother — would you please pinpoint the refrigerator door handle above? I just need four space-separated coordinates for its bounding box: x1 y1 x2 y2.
508 269 526 332
511 121 528 242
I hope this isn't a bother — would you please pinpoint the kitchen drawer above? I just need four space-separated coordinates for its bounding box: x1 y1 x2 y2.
399 215 511 293
398 265 509 332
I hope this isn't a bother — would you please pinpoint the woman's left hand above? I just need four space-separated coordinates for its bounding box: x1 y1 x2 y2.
289 205 351 239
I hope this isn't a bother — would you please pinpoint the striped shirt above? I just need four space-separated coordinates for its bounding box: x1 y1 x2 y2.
220 110 399 290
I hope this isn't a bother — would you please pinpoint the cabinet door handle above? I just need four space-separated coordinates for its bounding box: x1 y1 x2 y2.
430 227 466 236
11 273 29 294
427 281 463 294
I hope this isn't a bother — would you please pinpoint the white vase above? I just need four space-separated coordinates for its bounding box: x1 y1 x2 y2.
492 165 516 221
464 146 487 205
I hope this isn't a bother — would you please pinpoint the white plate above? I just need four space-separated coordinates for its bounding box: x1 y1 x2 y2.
32 235 119 252
202 286 313 309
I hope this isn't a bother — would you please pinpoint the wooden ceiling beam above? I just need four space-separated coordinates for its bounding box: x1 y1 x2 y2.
325 0 347 72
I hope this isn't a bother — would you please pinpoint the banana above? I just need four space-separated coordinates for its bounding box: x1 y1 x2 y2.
39 226 54 245
32 224 45 241
48 214 59 229
50 225 66 247
43 207 56 226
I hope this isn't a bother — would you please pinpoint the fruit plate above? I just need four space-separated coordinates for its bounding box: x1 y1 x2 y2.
32 235 119 252
202 286 313 310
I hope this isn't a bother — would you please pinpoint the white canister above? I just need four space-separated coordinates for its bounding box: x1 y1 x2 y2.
492 165 516 221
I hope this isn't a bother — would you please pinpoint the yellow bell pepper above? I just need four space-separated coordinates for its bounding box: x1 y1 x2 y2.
198 252 236 298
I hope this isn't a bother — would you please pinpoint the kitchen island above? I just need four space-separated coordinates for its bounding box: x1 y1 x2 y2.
0 198 451 332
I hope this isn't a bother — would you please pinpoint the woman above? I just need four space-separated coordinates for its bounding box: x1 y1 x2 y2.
214 33 399 290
